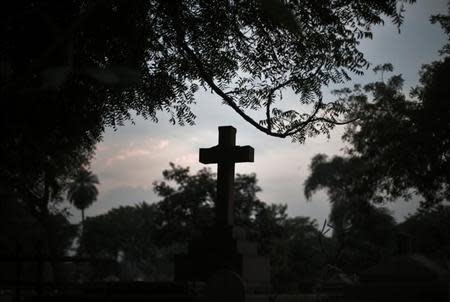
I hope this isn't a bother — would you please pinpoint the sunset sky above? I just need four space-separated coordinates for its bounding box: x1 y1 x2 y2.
74 1 448 225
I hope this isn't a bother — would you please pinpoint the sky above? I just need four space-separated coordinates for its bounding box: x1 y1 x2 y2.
73 1 449 225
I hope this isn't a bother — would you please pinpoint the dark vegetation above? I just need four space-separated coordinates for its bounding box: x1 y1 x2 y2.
301 2 450 284
1 0 450 296
80 165 323 291
81 162 450 292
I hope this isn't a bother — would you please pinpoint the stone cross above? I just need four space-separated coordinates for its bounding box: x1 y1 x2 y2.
199 126 254 226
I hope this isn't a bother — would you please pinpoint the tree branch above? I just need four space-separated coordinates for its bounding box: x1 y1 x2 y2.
171 12 354 139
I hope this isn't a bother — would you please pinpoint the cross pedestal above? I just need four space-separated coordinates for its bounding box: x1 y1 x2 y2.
174 126 270 293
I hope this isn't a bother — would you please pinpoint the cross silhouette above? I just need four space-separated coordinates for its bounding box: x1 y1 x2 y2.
199 126 254 226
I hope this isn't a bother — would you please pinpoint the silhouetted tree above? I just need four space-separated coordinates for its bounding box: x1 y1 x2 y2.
373 63 394 82
337 61 450 208
81 164 324 288
67 168 99 226
400 205 450 267
0 195 78 284
268 216 324 292
154 164 326 289
80 202 172 280
0 137 91 277
1 0 416 143
151 163 215 243
0 197 77 258
1 1 416 257
303 4 450 274
304 154 396 273
152 163 279 243
305 4 450 214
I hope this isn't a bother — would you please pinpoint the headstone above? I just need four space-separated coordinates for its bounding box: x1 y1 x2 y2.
174 126 271 293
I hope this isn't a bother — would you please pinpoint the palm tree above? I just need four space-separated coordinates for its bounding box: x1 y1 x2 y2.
67 168 99 227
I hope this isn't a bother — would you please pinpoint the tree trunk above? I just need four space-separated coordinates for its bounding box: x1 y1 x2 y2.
81 208 85 243
41 169 61 284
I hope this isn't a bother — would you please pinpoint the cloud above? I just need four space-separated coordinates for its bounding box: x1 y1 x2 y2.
106 148 151 166
95 144 110 152
103 139 170 167
174 153 198 166
155 139 169 150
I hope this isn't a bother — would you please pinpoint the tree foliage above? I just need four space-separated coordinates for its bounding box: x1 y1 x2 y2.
81 164 324 290
151 163 287 245
80 202 175 280
400 205 450 267
306 4 450 210
431 2 450 56
67 168 100 224
304 154 396 273
1 0 415 142
335 58 450 207
0 197 77 258
304 6 450 272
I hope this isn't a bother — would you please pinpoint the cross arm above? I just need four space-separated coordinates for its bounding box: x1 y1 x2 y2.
233 146 254 163
199 146 254 164
199 146 219 164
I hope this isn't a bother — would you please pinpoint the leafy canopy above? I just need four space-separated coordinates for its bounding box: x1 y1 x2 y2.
2 0 415 142
306 4 450 209
335 60 450 208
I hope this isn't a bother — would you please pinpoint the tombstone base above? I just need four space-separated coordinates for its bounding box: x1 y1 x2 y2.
174 225 271 293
